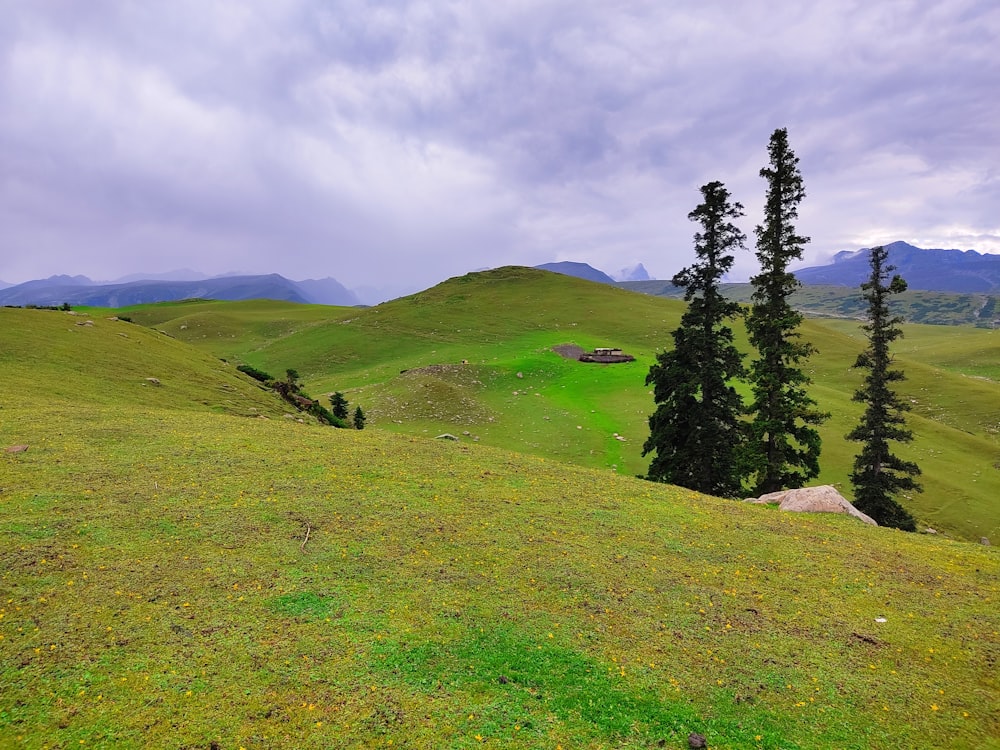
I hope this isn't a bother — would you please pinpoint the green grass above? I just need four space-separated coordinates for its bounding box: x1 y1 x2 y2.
1 302 998 748
2 404 998 749
0 307 291 417
101 268 1000 542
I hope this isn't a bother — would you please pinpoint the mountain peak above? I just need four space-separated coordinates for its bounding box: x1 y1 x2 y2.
613 263 651 282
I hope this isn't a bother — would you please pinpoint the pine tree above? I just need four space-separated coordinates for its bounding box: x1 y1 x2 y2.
643 181 747 497
847 246 920 530
745 128 828 494
330 392 349 420
353 405 366 430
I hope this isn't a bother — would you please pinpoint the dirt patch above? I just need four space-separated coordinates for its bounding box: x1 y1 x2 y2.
400 364 467 376
552 344 585 360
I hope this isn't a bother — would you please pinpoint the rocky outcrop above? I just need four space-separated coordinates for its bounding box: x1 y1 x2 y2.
746 485 877 526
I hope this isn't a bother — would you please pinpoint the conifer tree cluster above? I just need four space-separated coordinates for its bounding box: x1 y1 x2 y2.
331 391 366 430
644 128 828 497
846 246 921 529
644 130 920 528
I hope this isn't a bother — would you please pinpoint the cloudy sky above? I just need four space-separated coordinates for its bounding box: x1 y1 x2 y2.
2 1 997 299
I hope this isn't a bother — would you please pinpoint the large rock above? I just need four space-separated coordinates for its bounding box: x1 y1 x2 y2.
746 485 877 526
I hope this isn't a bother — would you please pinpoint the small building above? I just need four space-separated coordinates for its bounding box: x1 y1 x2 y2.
579 347 634 364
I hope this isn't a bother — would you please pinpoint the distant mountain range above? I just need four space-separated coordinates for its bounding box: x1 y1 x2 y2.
793 241 1000 293
5 242 994 308
0 273 360 308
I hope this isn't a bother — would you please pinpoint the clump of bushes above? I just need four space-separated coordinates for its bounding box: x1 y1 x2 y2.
239 366 365 429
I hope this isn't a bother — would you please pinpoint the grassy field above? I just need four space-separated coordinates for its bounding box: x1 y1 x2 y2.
88 268 1000 543
3 302 1000 748
1 363 997 747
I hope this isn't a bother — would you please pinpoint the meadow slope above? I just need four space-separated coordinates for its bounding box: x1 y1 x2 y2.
1 407 997 748
0 303 997 749
101 268 1000 542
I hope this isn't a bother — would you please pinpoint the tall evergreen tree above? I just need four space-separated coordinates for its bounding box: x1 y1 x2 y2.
847 246 920 530
643 181 747 497
330 392 349 420
745 128 828 494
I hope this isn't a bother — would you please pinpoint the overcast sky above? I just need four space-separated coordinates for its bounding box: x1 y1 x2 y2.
2 1 998 299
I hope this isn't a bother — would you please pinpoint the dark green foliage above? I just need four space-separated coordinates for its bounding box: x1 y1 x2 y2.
237 364 273 383
285 368 300 388
744 128 828 494
330 392 350 420
847 246 921 530
308 401 344 427
643 181 748 498
353 405 366 430
60 302 72 311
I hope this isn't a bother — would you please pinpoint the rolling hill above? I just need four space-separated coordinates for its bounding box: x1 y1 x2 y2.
1 302 997 749
94 267 1000 543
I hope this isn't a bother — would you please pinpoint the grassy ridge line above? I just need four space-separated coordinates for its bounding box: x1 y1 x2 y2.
248 268 677 388
0 308 290 417
102 298 346 363
1 402 998 749
77 270 1000 541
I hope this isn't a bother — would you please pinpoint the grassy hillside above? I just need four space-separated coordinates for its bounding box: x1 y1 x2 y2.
0 307 292 417
103 269 1000 542
1 328 997 748
620 281 1000 328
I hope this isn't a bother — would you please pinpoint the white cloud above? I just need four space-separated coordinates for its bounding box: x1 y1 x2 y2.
1 0 998 290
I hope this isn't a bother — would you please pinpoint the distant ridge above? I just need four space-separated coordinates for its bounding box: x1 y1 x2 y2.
534 261 615 284
793 241 1000 293
0 273 360 307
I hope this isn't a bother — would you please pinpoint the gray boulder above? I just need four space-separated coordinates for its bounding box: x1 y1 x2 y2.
746 485 877 526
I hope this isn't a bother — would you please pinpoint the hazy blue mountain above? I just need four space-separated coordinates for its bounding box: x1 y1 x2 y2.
793 241 1000 293
293 277 361 306
613 263 651 282
0 273 360 307
0 280 11 290
535 261 616 284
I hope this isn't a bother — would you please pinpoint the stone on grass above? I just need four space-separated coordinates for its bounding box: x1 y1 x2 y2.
745 485 877 526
